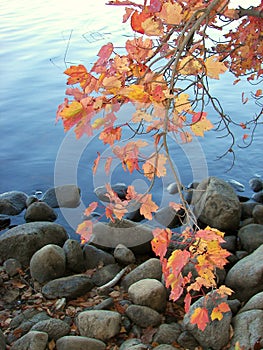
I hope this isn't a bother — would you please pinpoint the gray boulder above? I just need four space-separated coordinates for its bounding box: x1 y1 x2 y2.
56 336 106 350
89 219 153 253
63 239 85 273
225 244 263 302
153 323 182 345
0 222 68 266
125 305 162 328
0 191 27 215
183 291 232 350
113 244 136 265
42 274 94 299
230 310 263 349
192 177 241 231
10 331 48 350
3 258 21 277
119 338 147 350
252 205 263 224
41 185 80 208
31 318 70 340
91 264 121 287
239 291 263 313
121 258 162 291
83 244 115 269
252 191 263 204
128 278 167 312
76 310 121 340
0 329 6 350
30 244 66 283
238 224 263 253
249 177 263 192
24 202 57 222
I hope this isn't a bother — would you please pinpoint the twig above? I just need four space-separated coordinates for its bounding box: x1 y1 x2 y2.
97 265 131 295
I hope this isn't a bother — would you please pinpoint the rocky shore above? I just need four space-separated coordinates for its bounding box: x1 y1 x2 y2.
0 176 263 350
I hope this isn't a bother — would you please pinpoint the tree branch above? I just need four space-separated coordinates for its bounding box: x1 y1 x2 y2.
238 7 263 19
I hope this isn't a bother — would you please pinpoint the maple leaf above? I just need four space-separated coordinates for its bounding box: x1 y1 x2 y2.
174 93 192 113
99 126 122 146
159 2 183 25
179 56 203 76
102 76 122 94
84 202 98 217
126 37 153 62
184 292 192 313
139 193 158 220
190 307 209 331
211 302 230 321
166 273 185 301
191 112 214 137
151 227 172 260
120 85 150 103
91 42 114 73
205 56 227 79
167 249 190 278
217 285 233 297
132 110 153 123
93 152 101 175
58 100 86 132
123 7 134 23
131 10 152 34
64 65 90 89
141 16 164 36
142 153 167 180
149 0 162 12
76 220 93 244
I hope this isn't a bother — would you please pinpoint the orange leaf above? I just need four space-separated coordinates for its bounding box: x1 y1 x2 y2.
179 56 203 76
76 220 93 243
131 10 151 34
167 249 190 278
255 89 262 97
84 202 98 217
93 152 101 175
151 228 172 260
126 37 153 62
139 193 158 220
141 16 164 36
159 2 183 25
191 113 213 137
105 156 113 175
211 302 230 321
190 307 209 331
142 153 167 180
99 126 122 146
205 56 227 79
64 64 90 88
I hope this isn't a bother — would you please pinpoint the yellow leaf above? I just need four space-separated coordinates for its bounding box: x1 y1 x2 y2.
141 16 164 36
59 101 83 119
120 85 150 103
179 56 203 76
211 308 223 321
191 118 214 137
159 2 183 25
174 93 192 113
142 153 167 180
92 118 105 129
205 56 227 79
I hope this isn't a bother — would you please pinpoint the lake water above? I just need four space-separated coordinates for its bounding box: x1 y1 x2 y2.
0 0 262 236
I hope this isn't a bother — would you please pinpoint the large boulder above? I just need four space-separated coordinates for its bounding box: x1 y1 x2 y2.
225 244 263 302
0 191 27 215
0 222 68 266
192 177 241 231
89 219 153 253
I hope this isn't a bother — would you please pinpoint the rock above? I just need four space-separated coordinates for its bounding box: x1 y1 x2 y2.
153 323 182 345
0 214 10 230
249 177 263 192
76 310 121 341
128 278 167 312
252 191 263 204
0 191 27 215
167 182 183 194
8 311 50 344
31 318 70 340
119 338 147 350
154 346 180 350
125 304 162 328
0 222 68 266
228 299 241 315
93 298 114 310
24 202 57 222
26 195 38 207
177 331 200 350
83 244 115 269
230 310 263 350
113 244 136 265
238 224 263 253
42 274 94 299
63 239 85 273
90 219 153 254
41 185 81 208
94 183 127 202
183 291 232 350
154 206 185 228
241 202 258 220
56 336 106 350
225 244 263 302
220 235 237 252
252 205 263 224
227 179 245 192
238 291 263 313
0 329 6 350
192 177 241 231
121 258 162 291
30 244 66 283
91 264 121 287
3 258 21 277
10 331 48 350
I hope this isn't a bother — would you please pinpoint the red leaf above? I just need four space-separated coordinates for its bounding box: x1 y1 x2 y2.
149 0 162 12
151 228 172 260
190 307 209 331
131 10 151 34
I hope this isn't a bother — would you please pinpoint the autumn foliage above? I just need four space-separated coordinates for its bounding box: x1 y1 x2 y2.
57 0 263 330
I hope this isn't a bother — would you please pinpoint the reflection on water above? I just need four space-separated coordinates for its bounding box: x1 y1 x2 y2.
0 0 262 234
